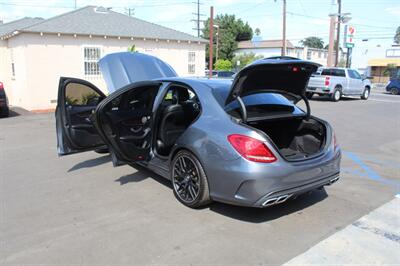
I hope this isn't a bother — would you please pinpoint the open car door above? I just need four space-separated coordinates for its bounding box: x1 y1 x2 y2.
56 77 106 155
93 81 162 166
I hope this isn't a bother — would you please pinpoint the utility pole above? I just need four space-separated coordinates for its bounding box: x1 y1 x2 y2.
192 0 205 37
209 6 214 78
74 0 77 9
335 0 342 66
327 15 336 67
282 0 287 56
215 26 219 62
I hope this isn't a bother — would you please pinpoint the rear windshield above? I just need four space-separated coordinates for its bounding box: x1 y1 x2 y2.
320 68 346 77
212 88 304 119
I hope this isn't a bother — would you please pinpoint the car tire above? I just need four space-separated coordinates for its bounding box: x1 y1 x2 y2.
390 87 399 95
305 92 314 99
171 150 211 208
361 87 370 100
0 107 9 118
331 87 342 102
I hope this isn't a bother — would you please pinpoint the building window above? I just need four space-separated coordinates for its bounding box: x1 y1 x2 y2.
188 51 196 74
84 47 101 76
386 49 400 58
307 50 312 60
10 49 15 78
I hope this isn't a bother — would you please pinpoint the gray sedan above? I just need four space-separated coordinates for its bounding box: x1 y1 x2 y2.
56 52 341 208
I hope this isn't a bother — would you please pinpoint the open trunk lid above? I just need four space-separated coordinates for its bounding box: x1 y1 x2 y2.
99 52 177 93
225 58 320 105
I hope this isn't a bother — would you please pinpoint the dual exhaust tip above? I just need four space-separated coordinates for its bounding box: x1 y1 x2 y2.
262 194 292 207
328 176 339 185
262 176 340 207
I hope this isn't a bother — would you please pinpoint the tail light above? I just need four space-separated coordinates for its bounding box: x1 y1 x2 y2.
0 82 3 90
227 134 277 163
325 77 330 86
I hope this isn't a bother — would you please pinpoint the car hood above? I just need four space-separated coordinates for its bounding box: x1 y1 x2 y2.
225 59 320 105
99 52 177 93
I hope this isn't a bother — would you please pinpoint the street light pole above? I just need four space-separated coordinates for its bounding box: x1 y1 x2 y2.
335 0 342 66
282 0 287 56
209 6 214 78
214 25 219 62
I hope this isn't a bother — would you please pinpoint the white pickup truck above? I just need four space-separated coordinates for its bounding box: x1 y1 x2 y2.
306 67 372 102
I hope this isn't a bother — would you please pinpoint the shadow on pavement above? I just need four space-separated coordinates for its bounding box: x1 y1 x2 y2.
209 189 328 223
310 96 359 102
68 155 111 172
115 163 328 222
115 164 172 188
8 107 32 117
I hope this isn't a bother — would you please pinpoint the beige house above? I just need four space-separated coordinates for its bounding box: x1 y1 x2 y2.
0 6 206 111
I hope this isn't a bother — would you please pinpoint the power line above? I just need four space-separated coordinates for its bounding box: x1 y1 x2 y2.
191 0 205 37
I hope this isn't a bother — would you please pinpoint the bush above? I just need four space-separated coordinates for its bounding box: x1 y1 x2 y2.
231 52 263 70
214 59 232 71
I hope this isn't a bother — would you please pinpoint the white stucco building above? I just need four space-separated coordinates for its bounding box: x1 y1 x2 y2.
235 39 334 66
0 6 206 111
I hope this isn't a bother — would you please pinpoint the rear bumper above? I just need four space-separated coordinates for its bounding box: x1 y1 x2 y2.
306 87 332 94
207 148 341 208
254 172 339 207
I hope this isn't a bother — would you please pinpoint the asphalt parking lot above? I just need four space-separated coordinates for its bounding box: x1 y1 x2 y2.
1 91 399 265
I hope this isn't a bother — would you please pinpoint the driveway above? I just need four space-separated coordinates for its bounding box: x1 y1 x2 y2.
1 92 399 265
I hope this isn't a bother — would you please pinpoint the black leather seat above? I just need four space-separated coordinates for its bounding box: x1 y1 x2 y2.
157 103 186 154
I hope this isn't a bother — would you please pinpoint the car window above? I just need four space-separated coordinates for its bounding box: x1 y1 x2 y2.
225 92 305 119
321 68 345 77
348 70 360 79
352 70 362 79
65 82 102 106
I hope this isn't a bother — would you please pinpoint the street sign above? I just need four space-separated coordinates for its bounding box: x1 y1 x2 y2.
344 25 355 48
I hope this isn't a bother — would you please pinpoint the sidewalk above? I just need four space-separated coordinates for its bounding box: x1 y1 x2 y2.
285 196 400 265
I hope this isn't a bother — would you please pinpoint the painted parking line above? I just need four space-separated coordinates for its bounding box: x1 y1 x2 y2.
284 197 400 265
342 151 400 191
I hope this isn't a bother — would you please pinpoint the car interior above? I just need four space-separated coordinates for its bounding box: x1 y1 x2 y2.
155 85 201 157
63 82 106 150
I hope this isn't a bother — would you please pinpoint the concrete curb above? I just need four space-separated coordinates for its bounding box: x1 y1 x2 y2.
284 197 400 265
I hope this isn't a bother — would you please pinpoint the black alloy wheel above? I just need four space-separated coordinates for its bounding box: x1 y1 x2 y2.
171 150 210 208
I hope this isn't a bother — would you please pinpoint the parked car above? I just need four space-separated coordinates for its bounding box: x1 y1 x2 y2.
306 67 372 101
205 70 236 78
386 77 400 95
56 52 341 208
0 81 9 118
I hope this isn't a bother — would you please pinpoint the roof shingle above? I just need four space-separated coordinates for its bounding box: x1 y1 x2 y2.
14 6 206 43
0 17 44 37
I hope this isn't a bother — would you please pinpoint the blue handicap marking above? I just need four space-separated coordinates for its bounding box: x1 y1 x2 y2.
343 151 400 192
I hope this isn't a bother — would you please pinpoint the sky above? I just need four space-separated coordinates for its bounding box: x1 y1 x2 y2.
0 0 399 59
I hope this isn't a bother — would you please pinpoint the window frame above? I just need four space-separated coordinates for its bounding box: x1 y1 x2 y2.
188 51 196 75
83 46 102 77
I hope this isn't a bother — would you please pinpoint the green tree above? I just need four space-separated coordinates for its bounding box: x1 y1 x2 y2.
301 36 324 49
383 63 397 77
127 44 136 52
337 58 346 67
255 28 261 36
214 59 232 70
202 14 253 62
394 26 400 44
231 52 263 70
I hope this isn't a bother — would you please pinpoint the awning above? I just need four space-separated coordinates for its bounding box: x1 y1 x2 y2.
368 58 400 67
